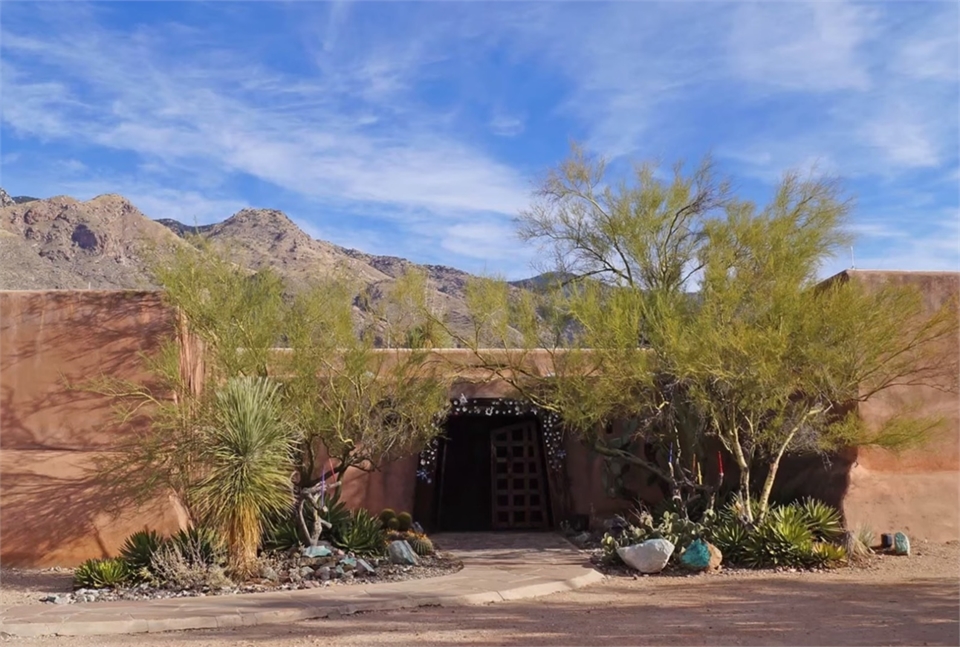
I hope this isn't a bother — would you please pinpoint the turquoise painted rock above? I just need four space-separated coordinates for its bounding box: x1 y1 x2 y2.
302 544 332 558
894 532 911 556
681 539 711 570
681 539 723 571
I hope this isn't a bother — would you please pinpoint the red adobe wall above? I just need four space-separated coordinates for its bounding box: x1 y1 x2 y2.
0 291 190 567
839 271 960 542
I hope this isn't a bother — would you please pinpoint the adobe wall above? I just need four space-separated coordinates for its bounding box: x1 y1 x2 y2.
840 271 960 542
0 291 190 567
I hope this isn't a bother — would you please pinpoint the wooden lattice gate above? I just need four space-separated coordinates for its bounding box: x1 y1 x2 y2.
490 421 549 529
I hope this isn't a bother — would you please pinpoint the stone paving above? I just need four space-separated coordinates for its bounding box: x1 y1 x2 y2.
0 533 603 638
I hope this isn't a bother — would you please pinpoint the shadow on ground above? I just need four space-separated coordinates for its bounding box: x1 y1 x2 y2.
32 575 957 647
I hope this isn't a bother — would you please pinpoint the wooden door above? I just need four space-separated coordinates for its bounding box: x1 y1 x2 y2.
490 421 549 530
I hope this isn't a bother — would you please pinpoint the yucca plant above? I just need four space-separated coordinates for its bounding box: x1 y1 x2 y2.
334 509 386 556
74 558 130 589
119 529 165 577
192 377 298 576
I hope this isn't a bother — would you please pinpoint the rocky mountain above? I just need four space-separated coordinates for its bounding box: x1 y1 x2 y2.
0 189 539 342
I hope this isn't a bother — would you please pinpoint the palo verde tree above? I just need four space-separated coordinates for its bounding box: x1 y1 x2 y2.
93 239 450 555
438 144 957 523
279 268 450 546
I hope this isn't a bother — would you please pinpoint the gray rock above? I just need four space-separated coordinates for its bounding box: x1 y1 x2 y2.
387 540 420 566
340 556 357 571
412 522 425 534
299 566 315 579
357 558 376 576
316 566 331 581
617 538 675 574
260 565 280 582
334 565 345 578
571 531 592 545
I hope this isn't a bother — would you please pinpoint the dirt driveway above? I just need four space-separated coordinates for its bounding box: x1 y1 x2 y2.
7 542 959 647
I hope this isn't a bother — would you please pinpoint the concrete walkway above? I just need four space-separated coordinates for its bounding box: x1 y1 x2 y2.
0 533 603 638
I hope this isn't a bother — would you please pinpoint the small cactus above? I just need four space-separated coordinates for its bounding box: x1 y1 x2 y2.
378 509 397 524
396 511 413 532
409 535 434 556
386 517 400 530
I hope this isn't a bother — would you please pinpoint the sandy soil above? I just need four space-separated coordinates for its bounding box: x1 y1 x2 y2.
0 567 73 608
5 540 958 646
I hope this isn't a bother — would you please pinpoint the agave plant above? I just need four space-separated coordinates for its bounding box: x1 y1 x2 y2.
334 509 386 556
74 558 130 589
798 498 844 541
192 377 298 576
119 529 165 577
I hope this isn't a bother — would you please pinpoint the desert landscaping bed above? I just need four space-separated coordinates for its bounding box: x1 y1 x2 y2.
0 552 462 607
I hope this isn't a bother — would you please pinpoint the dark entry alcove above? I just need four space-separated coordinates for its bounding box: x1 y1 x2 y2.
413 398 569 534
433 414 499 531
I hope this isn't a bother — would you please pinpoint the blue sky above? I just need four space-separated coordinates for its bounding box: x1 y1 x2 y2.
1 1 957 280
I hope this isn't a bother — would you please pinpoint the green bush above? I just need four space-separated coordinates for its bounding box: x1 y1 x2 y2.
74 558 130 589
396 511 413 532
119 529 165 577
171 526 226 567
334 509 386 556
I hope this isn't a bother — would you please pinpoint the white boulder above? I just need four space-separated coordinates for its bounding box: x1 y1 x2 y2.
617 538 675 574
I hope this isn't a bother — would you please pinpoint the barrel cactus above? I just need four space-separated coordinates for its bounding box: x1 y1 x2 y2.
396 512 413 532
409 535 434 556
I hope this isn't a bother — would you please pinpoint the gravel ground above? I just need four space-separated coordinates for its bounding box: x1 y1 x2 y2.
4 540 957 646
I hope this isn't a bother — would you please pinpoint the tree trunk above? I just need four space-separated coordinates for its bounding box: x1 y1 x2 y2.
727 427 753 523
756 426 801 522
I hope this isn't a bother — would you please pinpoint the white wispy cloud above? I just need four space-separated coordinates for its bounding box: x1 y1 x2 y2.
0 3 532 269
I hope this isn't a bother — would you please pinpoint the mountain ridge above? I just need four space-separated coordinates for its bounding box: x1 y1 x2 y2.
0 188 549 342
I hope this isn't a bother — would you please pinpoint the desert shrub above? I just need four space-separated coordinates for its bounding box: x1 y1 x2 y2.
396 511 413 532
334 509 386 556
170 526 226 567
149 540 232 590
119 529 165 579
73 558 130 589
844 525 875 561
